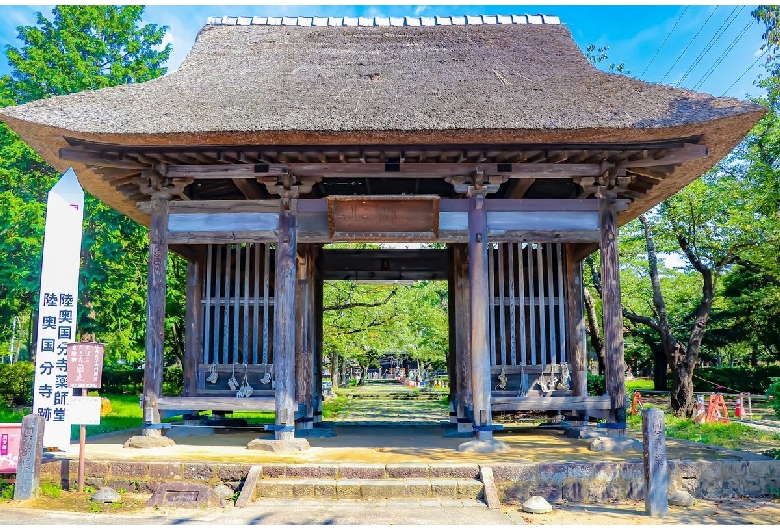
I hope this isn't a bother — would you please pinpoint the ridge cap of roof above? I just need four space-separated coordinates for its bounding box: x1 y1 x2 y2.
205 14 561 27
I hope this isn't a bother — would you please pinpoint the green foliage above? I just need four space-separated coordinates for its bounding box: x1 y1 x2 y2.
692 366 780 395
0 361 34 406
767 378 780 418
39 479 62 498
0 480 14 500
587 373 605 396
0 6 179 364
322 394 349 420
584 44 631 74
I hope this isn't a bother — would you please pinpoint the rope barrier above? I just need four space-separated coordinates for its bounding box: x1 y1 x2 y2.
692 373 745 395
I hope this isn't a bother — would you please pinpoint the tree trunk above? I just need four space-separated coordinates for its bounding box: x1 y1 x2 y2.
331 351 339 389
653 348 668 391
583 286 606 374
670 352 695 417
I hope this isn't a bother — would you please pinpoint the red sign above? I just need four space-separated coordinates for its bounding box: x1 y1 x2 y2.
67 342 105 389
0 424 20 473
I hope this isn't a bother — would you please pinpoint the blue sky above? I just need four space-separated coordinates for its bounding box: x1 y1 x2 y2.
0 4 770 101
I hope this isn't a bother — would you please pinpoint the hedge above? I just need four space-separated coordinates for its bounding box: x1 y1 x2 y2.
0 362 184 407
691 365 780 395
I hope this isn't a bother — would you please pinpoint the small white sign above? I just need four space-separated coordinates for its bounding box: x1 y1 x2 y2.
68 396 102 426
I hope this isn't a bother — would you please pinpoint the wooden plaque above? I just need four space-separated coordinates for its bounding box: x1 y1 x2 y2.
67 342 105 389
327 195 440 241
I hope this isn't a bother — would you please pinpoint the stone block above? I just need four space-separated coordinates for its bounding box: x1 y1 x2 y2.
699 480 723 499
565 462 594 480
719 480 741 498
110 461 149 479
235 466 261 508
626 479 645 501
338 464 383 479
562 481 585 502
291 479 318 497
405 479 431 497
363 479 405 498
39 461 61 478
147 481 223 508
287 464 337 478
217 464 250 482
429 463 479 479
457 479 484 499
721 461 748 478
314 480 337 498
530 483 562 504
256 479 294 498
183 463 214 481
740 477 764 496
620 461 644 480
262 464 287 478
699 461 723 481
594 462 620 482
669 459 700 480
246 438 310 452
85 477 106 489
150 463 182 480
500 482 530 505
336 479 362 499
538 463 567 483
107 480 136 493
491 463 538 482
85 461 110 478
430 479 457 497
386 464 428 479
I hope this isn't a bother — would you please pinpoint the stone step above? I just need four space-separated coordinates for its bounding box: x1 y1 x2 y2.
253 477 485 500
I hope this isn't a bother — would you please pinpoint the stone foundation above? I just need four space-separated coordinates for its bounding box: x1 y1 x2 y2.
38 457 780 502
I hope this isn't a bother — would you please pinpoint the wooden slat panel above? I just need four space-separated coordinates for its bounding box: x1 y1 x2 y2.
488 244 496 366
547 244 556 365
252 244 260 365
203 244 213 365
213 244 222 365
557 244 567 365
508 243 517 366
536 244 546 365
528 244 537 365
222 245 231 365
517 243 526 366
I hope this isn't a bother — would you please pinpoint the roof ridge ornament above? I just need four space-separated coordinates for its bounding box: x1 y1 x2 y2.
205 14 560 27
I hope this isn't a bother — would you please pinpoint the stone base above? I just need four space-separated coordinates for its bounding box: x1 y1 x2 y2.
442 429 474 439
246 438 310 452
457 439 511 453
295 428 336 439
564 428 600 439
669 490 695 507
166 426 214 438
124 435 176 449
523 495 553 514
588 436 642 452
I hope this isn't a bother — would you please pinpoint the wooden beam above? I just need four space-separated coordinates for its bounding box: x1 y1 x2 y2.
313 245 324 423
232 178 266 200
60 147 148 169
618 143 707 169
599 194 626 437
469 193 493 440
273 202 297 440
142 197 168 436
157 396 275 412
505 177 536 199
165 162 609 180
491 395 610 411
565 245 587 397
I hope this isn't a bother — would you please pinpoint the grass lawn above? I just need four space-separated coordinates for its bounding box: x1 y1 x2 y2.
626 379 655 392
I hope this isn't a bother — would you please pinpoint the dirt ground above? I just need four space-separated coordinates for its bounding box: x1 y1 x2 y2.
507 497 780 525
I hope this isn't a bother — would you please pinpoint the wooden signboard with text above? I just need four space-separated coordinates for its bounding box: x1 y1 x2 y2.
327 195 440 241
67 342 105 389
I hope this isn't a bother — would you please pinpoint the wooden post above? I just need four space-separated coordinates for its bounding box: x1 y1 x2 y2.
599 193 626 437
143 195 169 436
643 408 668 516
565 244 587 397
453 243 472 432
274 199 297 441
295 244 314 430
13 414 44 500
469 192 493 441
183 251 204 397
313 245 324 423
447 245 457 423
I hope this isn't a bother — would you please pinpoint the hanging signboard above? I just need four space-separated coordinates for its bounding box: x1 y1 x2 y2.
328 195 440 241
67 342 105 389
67 396 102 426
32 168 84 450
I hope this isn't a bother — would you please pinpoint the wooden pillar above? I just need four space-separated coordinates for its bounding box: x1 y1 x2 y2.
565 244 587 397
274 201 297 440
313 245 324 423
295 244 314 430
469 192 493 441
446 245 457 423
183 249 204 397
143 195 169 436
453 243 472 431
599 193 626 437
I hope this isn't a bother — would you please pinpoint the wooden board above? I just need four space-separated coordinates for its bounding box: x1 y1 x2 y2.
328 195 439 241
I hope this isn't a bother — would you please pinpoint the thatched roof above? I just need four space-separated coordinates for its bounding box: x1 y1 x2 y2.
0 15 766 228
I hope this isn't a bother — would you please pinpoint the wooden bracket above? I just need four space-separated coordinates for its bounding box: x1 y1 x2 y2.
134 170 192 201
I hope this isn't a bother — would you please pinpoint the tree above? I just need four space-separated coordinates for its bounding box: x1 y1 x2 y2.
0 6 175 365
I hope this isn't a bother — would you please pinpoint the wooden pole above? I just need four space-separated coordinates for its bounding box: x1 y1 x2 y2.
78 422 86 492
469 192 493 441
295 244 314 430
599 193 626 437
453 243 472 432
274 200 297 440
183 251 204 396
143 195 169 436
565 244 587 397
447 245 457 423
313 245 324 423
